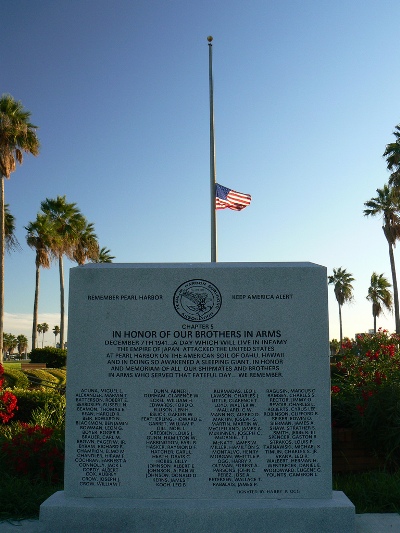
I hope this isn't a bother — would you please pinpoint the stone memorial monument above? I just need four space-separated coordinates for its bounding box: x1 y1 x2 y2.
39 262 355 532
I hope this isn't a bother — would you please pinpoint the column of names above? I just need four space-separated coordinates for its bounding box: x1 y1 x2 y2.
74 388 128 487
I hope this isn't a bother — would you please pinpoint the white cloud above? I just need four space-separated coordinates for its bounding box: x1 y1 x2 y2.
4 312 67 350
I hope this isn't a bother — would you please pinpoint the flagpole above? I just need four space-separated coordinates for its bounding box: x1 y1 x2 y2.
208 36 217 263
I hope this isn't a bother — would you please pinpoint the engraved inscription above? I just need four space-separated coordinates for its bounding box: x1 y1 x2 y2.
74 388 128 487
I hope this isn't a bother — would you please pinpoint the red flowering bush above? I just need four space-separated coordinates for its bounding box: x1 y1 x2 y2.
0 364 18 423
1 421 64 483
0 366 65 484
331 329 400 466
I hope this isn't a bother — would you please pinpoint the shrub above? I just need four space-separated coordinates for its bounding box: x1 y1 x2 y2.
331 329 400 466
0 364 18 424
29 347 66 368
30 396 66 431
0 422 64 483
23 369 58 387
10 389 64 423
45 369 67 388
2 368 30 389
15 369 66 392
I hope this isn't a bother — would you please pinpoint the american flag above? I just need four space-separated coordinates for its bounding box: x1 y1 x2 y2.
215 183 251 211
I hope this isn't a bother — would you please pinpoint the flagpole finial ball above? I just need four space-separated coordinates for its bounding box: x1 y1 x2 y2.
207 36 213 42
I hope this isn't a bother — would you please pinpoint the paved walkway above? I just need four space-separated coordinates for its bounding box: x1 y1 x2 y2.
0 514 400 532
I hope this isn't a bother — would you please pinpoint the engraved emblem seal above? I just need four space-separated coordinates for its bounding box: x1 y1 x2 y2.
173 279 222 322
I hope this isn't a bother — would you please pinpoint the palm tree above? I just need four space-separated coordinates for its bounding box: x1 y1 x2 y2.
36 323 43 344
2 332 12 360
72 221 99 265
42 323 49 347
5 204 20 252
26 214 57 350
384 124 400 188
91 246 115 263
367 272 392 334
53 325 60 347
37 322 49 348
364 184 400 333
17 334 28 359
3 333 17 359
0 94 40 363
40 196 86 348
328 267 355 347
8 334 17 357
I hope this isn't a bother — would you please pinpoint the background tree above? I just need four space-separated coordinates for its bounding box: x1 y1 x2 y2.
26 214 57 349
3 332 17 359
53 325 60 347
0 94 39 363
36 323 43 344
329 339 340 357
42 323 49 347
384 124 400 188
364 184 400 333
90 246 114 263
8 334 17 356
40 196 86 348
37 322 49 348
2 332 11 359
366 272 392 333
72 220 99 265
17 334 28 359
328 267 355 347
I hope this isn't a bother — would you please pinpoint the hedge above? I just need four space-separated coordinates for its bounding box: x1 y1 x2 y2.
9 388 65 423
2 368 30 389
29 347 66 368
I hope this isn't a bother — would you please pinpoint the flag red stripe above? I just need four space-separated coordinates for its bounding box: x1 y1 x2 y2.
215 183 251 211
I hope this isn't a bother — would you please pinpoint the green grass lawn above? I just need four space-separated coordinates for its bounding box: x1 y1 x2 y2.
333 470 400 513
0 474 62 520
2 362 21 370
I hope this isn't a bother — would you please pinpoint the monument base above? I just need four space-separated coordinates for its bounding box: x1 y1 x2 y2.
39 491 355 533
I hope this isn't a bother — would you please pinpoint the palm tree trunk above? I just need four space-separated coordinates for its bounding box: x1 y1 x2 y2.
388 241 400 333
32 263 40 350
59 256 65 349
0 176 4 365
373 314 377 334
338 302 343 347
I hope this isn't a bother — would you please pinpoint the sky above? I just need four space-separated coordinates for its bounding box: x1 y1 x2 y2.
1 0 400 349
